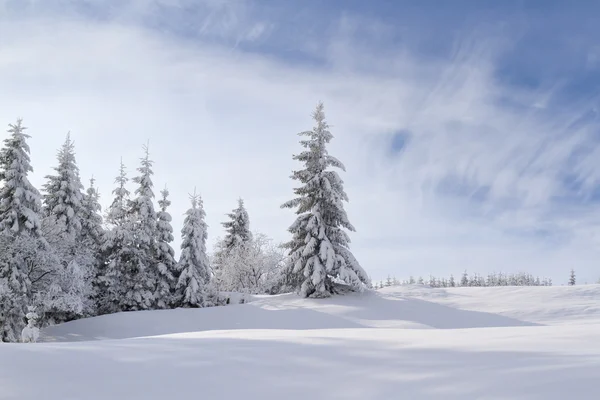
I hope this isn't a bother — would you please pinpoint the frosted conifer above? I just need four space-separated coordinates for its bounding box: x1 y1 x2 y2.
0 119 43 237
175 191 211 308
42 133 85 241
154 186 176 308
281 102 369 297
222 198 252 250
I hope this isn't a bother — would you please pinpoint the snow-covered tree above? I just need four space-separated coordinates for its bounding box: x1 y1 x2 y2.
280 102 370 297
42 133 85 241
154 186 176 308
0 119 46 341
96 160 133 314
40 134 96 322
175 191 212 308
116 145 158 311
214 232 286 294
80 177 104 249
569 269 576 286
0 119 43 237
105 159 129 227
461 271 469 287
222 198 252 250
449 274 456 287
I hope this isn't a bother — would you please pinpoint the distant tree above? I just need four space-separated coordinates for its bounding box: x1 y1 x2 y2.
385 275 393 287
417 276 424 285
461 270 469 287
409 276 415 285
569 269 576 286
449 274 455 287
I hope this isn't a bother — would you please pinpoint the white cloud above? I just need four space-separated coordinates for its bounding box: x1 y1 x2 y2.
1 4 600 284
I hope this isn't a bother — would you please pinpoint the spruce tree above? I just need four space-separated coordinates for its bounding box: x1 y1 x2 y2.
0 119 44 341
42 133 85 241
41 134 96 322
569 269 576 286
222 198 252 250
154 186 176 308
80 176 104 249
0 119 43 237
119 144 157 311
175 191 211 308
98 160 133 314
281 102 369 298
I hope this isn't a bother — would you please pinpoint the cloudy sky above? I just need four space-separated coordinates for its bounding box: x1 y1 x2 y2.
1 0 600 284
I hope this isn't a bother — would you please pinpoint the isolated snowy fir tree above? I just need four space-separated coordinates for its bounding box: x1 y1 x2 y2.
175 191 211 308
154 186 177 308
569 269 576 286
280 102 369 298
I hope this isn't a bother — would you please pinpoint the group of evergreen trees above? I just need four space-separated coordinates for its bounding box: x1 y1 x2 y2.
376 271 554 289
0 103 370 341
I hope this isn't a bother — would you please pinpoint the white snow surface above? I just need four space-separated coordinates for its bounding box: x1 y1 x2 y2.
2 285 600 399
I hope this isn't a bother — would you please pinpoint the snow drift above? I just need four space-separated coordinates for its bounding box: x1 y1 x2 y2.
2 285 600 399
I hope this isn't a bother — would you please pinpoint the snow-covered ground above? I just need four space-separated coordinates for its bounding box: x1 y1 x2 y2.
2 285 600 399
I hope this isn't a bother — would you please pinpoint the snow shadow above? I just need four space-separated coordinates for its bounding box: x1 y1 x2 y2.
40 303 365 342
309 291 543 329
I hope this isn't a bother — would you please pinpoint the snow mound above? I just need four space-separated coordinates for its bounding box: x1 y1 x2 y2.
39 286 557 342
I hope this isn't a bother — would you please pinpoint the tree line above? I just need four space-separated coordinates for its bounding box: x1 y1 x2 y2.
0 103 370 342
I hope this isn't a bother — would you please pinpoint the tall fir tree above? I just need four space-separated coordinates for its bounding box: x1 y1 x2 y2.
80 176 104 249
0 119 45 341
280 102 369 298
97 160 133 314
0 119 43 237
154 186 176 308
42 132 85 241
175 191 211 308
41 133 95 322
222 198 252 250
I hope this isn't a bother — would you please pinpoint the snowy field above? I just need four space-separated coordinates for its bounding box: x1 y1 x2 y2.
2 285 600 399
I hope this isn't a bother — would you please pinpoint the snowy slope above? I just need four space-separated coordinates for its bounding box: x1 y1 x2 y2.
2 285 600 399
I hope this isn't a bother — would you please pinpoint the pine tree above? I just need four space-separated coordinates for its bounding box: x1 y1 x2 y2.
222 198 252 250
175 191 211 308
41 134 96 322
449 274 456 287
569 269 576 286
0 119 45 341
118 144 157 311
461 270 469 287
154 186 176 308
106 159 129 227
42 132 86 241
80 176 104 249
280 102 370 297
0 119 43 237
97 161 133 314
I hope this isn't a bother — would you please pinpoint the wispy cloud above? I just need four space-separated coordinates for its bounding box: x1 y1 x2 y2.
1 0 600 283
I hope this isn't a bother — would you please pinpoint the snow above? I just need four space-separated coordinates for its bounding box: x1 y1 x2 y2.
2 285 600 399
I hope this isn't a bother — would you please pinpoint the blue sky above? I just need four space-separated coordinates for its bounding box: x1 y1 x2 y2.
1 0 600 284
